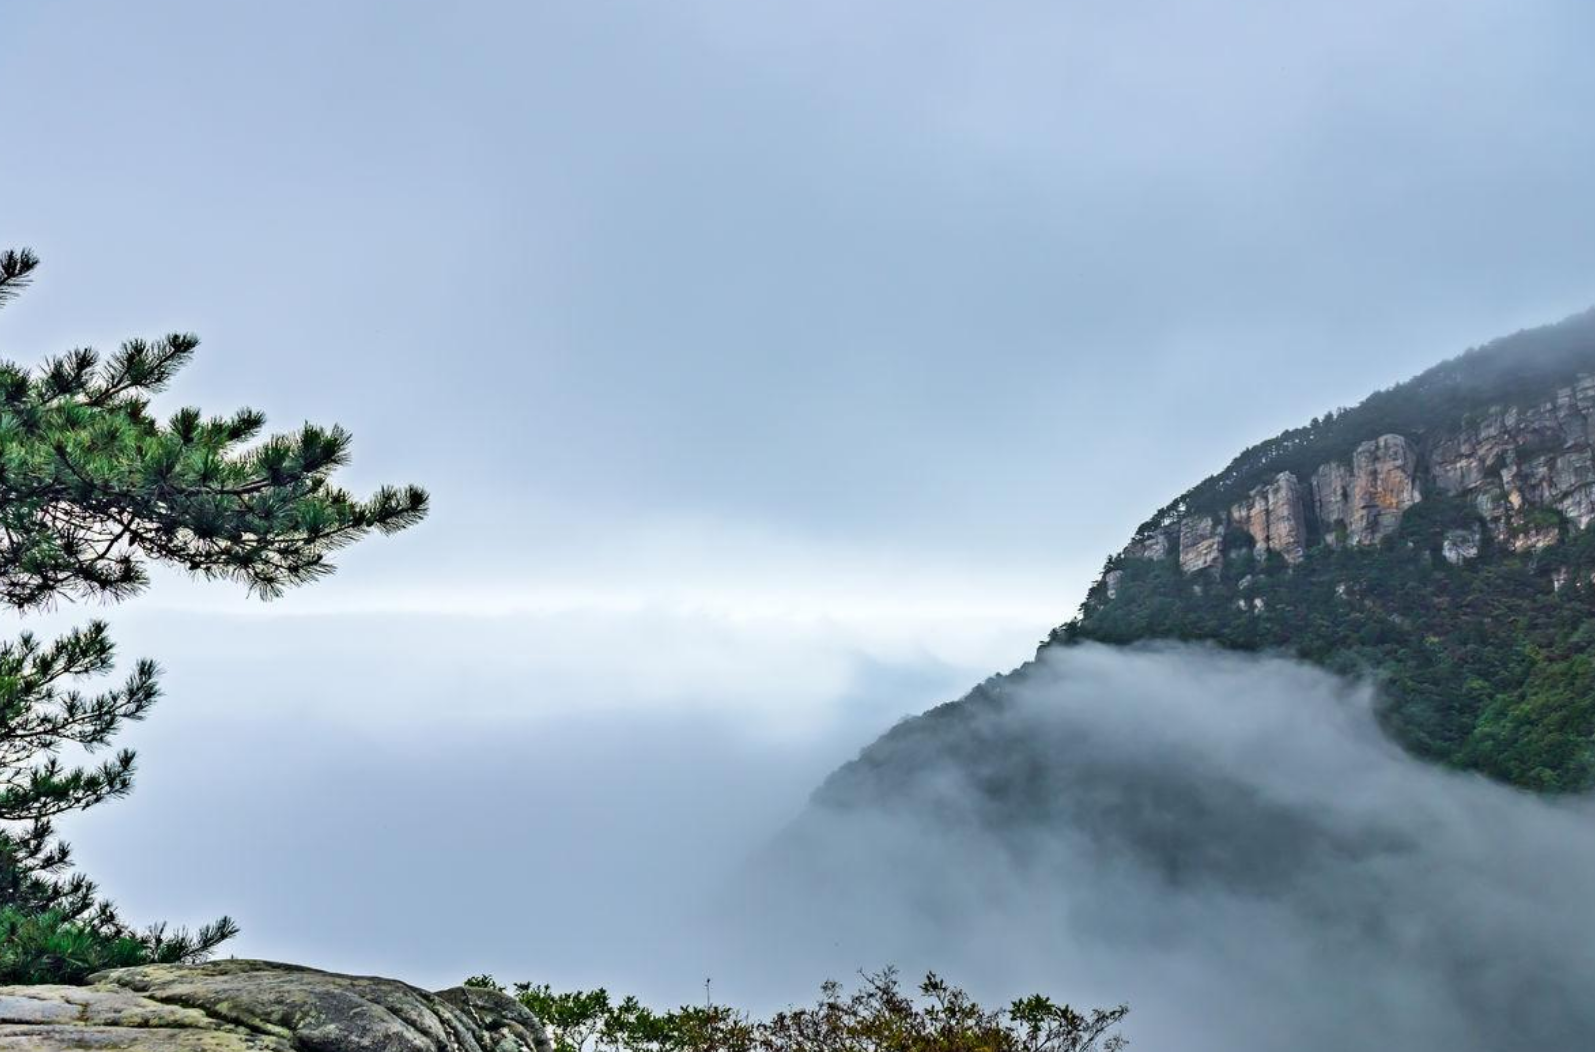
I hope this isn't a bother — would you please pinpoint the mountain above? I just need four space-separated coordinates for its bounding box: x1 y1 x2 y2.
780 643 1595 1051
1048 306 1595 791
823 305 1595 796
748 309 1595 1050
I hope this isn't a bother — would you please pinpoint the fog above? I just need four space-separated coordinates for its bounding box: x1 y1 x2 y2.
736 643 1595 1050
64 612 1595 1050
56 601 1010 991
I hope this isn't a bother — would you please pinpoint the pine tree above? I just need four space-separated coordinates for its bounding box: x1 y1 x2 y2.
0 248 428 982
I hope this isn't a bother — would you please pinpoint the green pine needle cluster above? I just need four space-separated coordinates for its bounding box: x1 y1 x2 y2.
0 247 427 983
0 249 426 607
0 908 240 986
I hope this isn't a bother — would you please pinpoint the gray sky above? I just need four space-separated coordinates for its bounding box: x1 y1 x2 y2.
3 0 1595 1011
7 0 1595 609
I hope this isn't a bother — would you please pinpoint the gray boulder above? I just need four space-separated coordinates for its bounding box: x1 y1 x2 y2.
0 960 550 1052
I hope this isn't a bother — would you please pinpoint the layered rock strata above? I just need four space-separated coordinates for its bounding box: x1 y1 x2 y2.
0 960 551 1052
1120 373 1595 578
1178 516 1224 573
1229 471 1307 564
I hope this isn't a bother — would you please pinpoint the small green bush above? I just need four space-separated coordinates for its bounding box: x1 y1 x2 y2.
465 968 1129 1052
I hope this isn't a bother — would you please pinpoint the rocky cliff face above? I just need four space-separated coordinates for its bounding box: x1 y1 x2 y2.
1430 373 1595 549
1350 434 1423 545
1309 460 1354 545
1229 471 1307 564
0 960 551 1052
1177 515 1224 573
1119 375 1595 577
1310 434 1423 548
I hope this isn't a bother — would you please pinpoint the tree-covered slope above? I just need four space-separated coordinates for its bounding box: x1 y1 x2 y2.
1061 306 1595 791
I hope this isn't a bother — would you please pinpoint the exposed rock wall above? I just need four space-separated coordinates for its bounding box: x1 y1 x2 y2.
1311 461 1354 546
1125 528 1173 561
0 960 552 1052
1229 472 1307 564
1178 516 1224 573
1118 375 1595 580
1349 434 1423 545
1310 436 1423 548
1430 375 1595 546
1442 525 1482 565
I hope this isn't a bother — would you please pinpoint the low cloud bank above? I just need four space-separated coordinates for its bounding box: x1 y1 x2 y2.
62 607 976 989
726 643 1595 1051
65 613 1595 1049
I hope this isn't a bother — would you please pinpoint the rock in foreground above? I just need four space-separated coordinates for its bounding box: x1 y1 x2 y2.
0 960 550 1052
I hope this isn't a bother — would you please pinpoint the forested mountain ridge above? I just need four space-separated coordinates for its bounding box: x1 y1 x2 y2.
1058 306 1595 790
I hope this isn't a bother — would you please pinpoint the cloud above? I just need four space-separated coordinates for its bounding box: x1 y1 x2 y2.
731 643 1595 1051
53 610 1595 1051
57 602 992 985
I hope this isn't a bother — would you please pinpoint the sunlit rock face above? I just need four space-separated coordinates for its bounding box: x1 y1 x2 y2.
1348 434 1422 545
1310 435 1424 548
1229 472 1307 564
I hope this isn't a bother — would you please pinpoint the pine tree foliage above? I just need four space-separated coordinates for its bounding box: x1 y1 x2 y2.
0 248 427 982
0 624 154 824
0 250 425 608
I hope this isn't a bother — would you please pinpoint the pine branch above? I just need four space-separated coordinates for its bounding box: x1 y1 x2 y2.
0 251 38 309
0 246 412 978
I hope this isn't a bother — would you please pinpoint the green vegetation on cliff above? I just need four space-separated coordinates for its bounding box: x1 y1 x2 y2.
1063 507 1595 790
1066 307 1595 792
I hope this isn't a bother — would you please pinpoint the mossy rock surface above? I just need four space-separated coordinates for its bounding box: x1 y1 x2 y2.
0 960 549 1052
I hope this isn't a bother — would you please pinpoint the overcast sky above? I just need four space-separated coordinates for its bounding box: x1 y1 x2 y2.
3 0 1595 1002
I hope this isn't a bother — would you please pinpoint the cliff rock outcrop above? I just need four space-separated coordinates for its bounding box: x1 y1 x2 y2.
1124 528 1172 561
1075 308 1595 791
1121 377 1595 577
1178 516 1224 573
0 960 551 1052
1310 460 1355 546
1229 471 1307 564
1442 525 1482 565
1308 435 1423 547
1430 374 1595 547
1350 434 1423 545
